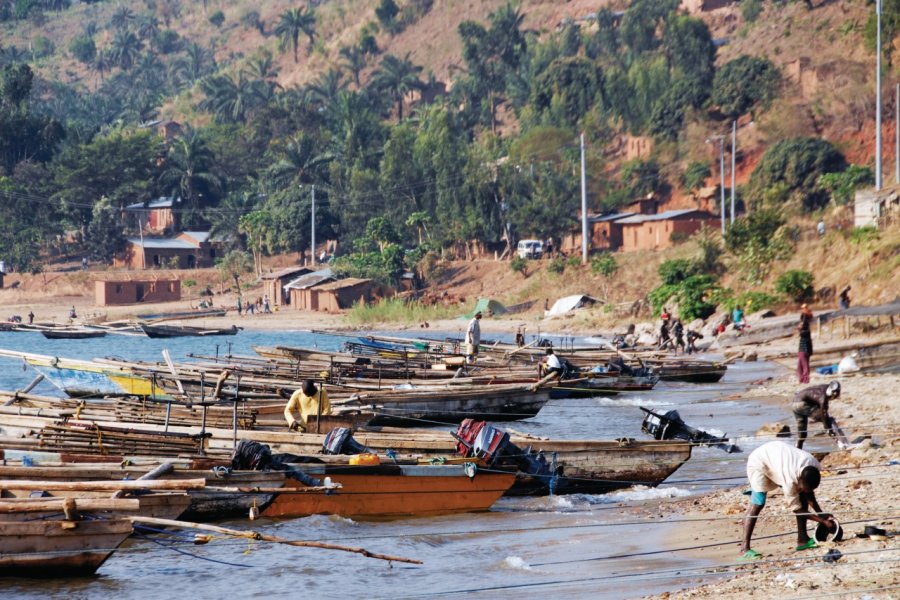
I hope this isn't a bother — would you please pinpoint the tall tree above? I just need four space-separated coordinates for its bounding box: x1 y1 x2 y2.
339 45 366 87
370 53 423 121
275 7 316 64
458 3 527 133
110 29 144 70
158 127 223 228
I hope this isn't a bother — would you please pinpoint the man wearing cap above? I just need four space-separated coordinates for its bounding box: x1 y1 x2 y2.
465 311 482 364
792 382 850 449
740 441 836 560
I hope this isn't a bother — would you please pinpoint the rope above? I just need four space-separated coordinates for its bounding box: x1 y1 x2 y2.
132 527 253 568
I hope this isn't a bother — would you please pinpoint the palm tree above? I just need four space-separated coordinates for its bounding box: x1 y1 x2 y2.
158 127 223 228
370 53 423 121
406 211 431 244
110 30 144 70
184 42 215 82
92 48 113 85
47 0 71 14
137 14 160 40
268 133 333 188
110 5 136 30
208 190 261 249
275 7 316 64
198 73 268 123
245 51 281 93
339 45 366 88
305 67 346 106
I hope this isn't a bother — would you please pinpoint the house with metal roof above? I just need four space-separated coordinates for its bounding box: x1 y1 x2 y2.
285 268 336 310
615 209 719 251
124 196 182 234
262 266 314 308
116 230 223 270
313 278 377 312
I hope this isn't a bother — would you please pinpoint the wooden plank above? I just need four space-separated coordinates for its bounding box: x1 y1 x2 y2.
0 478 206 491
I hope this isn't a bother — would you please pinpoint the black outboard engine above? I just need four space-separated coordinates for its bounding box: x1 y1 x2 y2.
452 419 559 492
231 439 323 486
640 408 739 453
322 427 376 455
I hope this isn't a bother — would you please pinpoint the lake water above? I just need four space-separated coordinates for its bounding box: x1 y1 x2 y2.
0 329 792 599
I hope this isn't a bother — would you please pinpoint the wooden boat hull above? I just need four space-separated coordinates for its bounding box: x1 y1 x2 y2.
41 330 108 339
141 324 240 338
262 464 515 519
0 518 133 576
16 353 158 397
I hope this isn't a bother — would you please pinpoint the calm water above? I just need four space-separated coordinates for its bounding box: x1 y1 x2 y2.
0 329 791 599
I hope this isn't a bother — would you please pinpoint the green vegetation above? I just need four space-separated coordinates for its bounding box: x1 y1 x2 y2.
848 226 879 244
649 259 719 320
547 256 566 274
510 256 527 277
347 297 460 325
818 166 874 206
775 269 815 303
746 138 847 211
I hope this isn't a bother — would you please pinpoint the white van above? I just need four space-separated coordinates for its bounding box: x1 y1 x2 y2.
516 239 543 259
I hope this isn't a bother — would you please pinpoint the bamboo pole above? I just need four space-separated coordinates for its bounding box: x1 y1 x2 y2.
128 516 422 564
0 478 206 491
0 498 141 512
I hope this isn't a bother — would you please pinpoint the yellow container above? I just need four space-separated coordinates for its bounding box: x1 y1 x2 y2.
349 453 381 466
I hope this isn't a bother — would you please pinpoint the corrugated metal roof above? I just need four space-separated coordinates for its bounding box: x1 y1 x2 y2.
588 212 635 223
315 278 373 292
180 231 210 244
262 266 313 280
126 237 197 249
125 196 181 211
285 268 335 290
615 209 709 224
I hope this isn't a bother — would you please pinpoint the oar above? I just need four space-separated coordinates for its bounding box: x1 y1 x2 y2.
128 516 422 564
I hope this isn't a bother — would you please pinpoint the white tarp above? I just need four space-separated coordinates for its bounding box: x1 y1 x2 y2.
544 294 600 317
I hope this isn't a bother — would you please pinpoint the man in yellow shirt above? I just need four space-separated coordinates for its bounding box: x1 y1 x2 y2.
284 380 331 432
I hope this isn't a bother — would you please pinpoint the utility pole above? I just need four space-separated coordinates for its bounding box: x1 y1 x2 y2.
311 185 316 266
719 138 725 235
876 0 883 189
896 83 899 183
580 132 588 264
731 120 736 224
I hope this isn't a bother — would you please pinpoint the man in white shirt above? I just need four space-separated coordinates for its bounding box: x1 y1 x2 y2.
465 311 482 363
542 347 564 378
740 441 835 560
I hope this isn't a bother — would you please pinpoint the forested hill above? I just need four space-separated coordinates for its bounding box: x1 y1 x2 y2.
0 0 889 291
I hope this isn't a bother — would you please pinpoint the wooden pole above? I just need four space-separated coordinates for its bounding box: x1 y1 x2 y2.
0 478 206 491
0 498 140 512
128 516 422 564
111 462 174 499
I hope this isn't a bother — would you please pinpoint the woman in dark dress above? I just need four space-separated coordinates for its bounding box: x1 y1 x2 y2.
797 304 814 384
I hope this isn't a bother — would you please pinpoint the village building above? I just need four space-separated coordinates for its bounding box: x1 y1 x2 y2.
855 184 900 229
313 278 377 312
95 277 181 306
285 269 337 311
124 197 181 235
616 209 719 252
116 231 223 270
261 266 313 308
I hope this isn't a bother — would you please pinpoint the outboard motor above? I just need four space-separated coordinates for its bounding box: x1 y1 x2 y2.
322 427 375 455
452 419 559 491
640 408 739 453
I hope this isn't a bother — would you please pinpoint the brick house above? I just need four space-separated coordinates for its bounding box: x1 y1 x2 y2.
95 278 181 305
262 266 313 308
285 269 337 310
116 231 223 270
124 196 181 235
616 209 719 252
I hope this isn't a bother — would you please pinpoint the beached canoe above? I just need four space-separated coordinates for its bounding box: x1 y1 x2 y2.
140 323 241 338
41 328 108 340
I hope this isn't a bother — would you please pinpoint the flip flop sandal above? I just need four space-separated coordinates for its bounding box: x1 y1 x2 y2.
739 549 762 561
796 539 817 551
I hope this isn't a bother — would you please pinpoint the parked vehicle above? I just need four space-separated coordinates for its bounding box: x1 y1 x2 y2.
516 239 543 259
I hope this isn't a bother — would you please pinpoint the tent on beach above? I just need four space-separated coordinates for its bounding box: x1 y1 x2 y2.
544 294 601 317
461 298 507 319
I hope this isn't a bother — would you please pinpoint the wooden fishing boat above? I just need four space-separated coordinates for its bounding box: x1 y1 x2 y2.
0 459 514 520
140 323 241 338
41 328 108 340
0 514 133 576
0 349 160 398
261 462 515 519
136 308 227 320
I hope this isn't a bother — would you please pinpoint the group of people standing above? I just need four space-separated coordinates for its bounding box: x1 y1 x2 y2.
236 295 272 316
658 309 702 354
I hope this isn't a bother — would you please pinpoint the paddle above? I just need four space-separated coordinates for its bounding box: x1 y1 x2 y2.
128 516 422 564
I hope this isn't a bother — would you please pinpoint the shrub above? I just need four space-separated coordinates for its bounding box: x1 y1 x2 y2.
711 55 780 119
682 161 711 192
775 270 814 302
658 258 698 285
742 0 762 22
548 256 566 274
566 255 581 268
670 231 690 244
31 35 54 58
591 254 618 277
208 10 225 27
848 225 879 244
68 35 96 63
510 256 527 277
817 165 874 206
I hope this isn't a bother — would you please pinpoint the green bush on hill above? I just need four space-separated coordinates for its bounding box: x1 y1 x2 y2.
775 269 814 302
